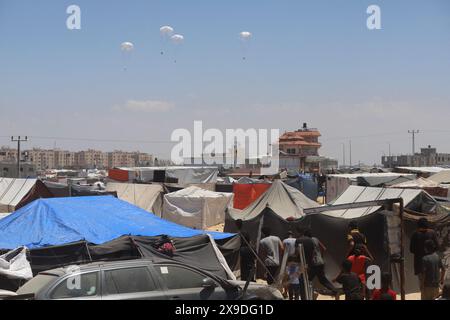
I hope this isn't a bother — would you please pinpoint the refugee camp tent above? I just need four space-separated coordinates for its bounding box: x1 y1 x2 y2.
108 166 219 184
232 182 271 209
225 185 449 294
395 166 447 177
429 170 450 184
326 173 415 202
162 186 233 229
228 180 319 221
325 186 437 218
43 180 117 198
319 186 448 293
285 174 319 201
105 182 164 216
0 196 233 249
26 234 238 280
390 177 449 198
0 196 239 283
0 178 52 213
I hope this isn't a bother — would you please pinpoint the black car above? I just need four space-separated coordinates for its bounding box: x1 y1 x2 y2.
15 259 283 300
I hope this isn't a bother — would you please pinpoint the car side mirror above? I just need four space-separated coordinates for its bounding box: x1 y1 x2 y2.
202 278 217 290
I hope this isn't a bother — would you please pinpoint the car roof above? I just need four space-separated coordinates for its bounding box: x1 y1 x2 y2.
39 258 203 276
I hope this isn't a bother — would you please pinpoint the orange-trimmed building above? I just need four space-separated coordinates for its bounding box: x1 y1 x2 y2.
279 123 323 172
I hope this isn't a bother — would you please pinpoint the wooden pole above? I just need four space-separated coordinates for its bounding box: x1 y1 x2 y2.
399 199 406 300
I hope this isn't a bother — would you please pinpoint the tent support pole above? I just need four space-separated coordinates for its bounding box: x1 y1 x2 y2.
399 199 406 301
84 241 93 262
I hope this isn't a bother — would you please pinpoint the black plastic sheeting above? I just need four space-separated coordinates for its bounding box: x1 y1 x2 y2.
224 207 450 294
225 208 389 284
27 235 240 280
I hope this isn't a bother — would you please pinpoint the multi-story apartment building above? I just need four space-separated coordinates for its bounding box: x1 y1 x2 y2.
0 146 17 162
23 148 56 171
1 146 153 170
382 145 450 168
107 151 136 168
54 149 76 169
75 149 109 169
133 152 153 167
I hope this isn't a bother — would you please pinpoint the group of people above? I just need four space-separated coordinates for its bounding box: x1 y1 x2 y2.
238 218 449 300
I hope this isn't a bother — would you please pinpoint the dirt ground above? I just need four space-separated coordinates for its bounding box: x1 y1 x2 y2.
316 292 421 300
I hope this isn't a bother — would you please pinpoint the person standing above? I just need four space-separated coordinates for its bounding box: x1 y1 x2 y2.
283 231 297 257
286 258 301 300
347 244 371 299
239 232 256 282
295 227 315 300
410 218 439 296
420 239 445 300
333 260 364 300
304 229 338 296
346 221 374 260
259 227 284 285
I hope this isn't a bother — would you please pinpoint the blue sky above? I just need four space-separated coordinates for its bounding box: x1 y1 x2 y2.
1 0 450 164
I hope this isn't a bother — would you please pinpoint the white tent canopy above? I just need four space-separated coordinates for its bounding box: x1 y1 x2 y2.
428 170 450 184
162 186 233 229
105 183 164 216
325 185 435 219
326 173 415 202
390 177 441 189
0 178 37 213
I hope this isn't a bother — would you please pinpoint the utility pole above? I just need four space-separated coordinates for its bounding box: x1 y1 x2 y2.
342 143 346 168
387 142 391 168
11 136 28 178
349 140 352 168
408 130 419 154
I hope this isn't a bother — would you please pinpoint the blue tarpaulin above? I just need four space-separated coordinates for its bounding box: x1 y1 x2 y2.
0 196 234 249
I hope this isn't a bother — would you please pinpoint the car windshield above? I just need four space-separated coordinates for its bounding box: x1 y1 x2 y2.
16 274 57 295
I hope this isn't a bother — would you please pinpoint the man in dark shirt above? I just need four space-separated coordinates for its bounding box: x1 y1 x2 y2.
295 227 314 265
295 227 314 300
333 260 363 300
409 218 439 293
239 232 256 282
421 239 445 300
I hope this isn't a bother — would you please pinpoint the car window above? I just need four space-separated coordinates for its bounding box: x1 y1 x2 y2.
104 267 156 295
51 272 98 299
16 274 57 295
156 265 209 289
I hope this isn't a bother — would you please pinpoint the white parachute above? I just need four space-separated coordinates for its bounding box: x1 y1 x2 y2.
160 25 174 55
239 31 252 60
120 42 134 52
239 31 252 41
160 25 174 37
120 42 134 71
170 34 184 45
170 34 184 63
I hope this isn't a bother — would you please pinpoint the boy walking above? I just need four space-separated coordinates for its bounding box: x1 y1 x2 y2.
421 239 445 300
286 258 301 300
